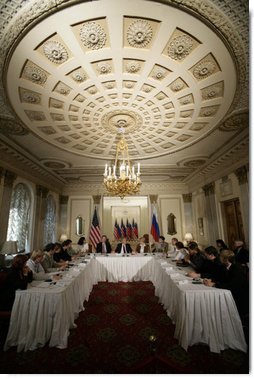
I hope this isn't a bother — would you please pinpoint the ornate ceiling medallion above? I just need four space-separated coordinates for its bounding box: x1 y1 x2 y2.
43 41 68 63
101 110 143 134
127 19 153 48
168 35 193 61
80 21 106 50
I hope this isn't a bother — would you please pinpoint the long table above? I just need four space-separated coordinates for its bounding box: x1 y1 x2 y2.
4 258 98 352
3 254 247 354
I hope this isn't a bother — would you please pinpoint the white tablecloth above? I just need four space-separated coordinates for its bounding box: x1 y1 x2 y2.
150 258 247 353
4 255 247 354
94 255 154 282
4 258 98 352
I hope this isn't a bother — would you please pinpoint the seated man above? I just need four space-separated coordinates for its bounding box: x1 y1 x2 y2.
42 243 68 272
233 240 249 266
96 235 112 254
115 237 132 255
203 249 249 320
53 239 73 262
187 245 225 282
184 242 205 271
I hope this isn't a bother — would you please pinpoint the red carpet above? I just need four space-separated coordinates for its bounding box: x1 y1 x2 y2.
0 281 249 374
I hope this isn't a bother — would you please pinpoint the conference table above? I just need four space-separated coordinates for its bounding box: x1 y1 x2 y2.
3 254 247 354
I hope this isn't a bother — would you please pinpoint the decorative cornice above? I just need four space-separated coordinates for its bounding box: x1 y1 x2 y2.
234 165 248 185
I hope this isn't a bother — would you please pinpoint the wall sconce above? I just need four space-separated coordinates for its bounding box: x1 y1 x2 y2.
75 215 84 236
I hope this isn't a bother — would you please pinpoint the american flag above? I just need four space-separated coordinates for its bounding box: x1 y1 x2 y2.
132 219 138 239
126 219 132 240
114 219 121 241
89 207 102 248
121 219 126 238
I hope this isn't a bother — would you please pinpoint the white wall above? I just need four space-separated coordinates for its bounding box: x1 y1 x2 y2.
103 196 149 242
158 195 184 243
67 196 92 243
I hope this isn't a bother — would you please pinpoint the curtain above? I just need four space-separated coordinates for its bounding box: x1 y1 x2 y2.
7 183 31 251
43 195 56 246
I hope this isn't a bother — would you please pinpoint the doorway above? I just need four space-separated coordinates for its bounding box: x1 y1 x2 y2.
223 198 245 249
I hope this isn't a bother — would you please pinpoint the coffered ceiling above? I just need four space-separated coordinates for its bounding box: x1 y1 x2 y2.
0 0 249 193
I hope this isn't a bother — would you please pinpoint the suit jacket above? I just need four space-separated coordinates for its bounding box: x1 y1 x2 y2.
135 243 149 253
215 263 249 317
115 243 132 254
96 241 112 254
234 247 249 264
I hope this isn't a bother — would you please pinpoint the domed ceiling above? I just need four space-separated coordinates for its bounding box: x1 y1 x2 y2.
0 0 249 191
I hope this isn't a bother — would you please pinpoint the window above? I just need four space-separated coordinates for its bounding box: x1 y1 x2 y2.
43 194 56 246
7 183 31 251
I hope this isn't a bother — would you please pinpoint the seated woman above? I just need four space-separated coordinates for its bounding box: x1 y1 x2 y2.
153 236 169 253
135 236 149 254
173 241 189 262
0 255 33 311
27 250 61 281
76 236 90 255
42 243 67 272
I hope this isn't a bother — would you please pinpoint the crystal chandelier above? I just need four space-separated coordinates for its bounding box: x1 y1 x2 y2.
103 136 141 199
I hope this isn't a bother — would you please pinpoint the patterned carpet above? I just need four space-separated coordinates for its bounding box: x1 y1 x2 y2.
0 281 249 374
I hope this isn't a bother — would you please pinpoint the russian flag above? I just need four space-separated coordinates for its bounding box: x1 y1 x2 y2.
150 205 160 242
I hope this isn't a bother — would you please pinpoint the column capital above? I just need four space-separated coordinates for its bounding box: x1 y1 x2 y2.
92 195 101 205
202 182 215 196
149 194 158 204
182 193 192 203
60 195 69 205
234 165 248 185
0 167 4 178
36 184 49 198
4 170 17 187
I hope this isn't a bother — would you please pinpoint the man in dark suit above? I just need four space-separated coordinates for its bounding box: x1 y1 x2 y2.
203 249 249 321
115 238 132 255
233 240 249 265
96 235 112 254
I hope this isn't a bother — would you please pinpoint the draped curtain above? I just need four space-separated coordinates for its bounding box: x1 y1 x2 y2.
43 195 56 246
7 183 31 251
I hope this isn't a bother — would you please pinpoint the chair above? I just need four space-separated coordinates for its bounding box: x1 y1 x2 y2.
0 269 12 317
0 269 11 347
